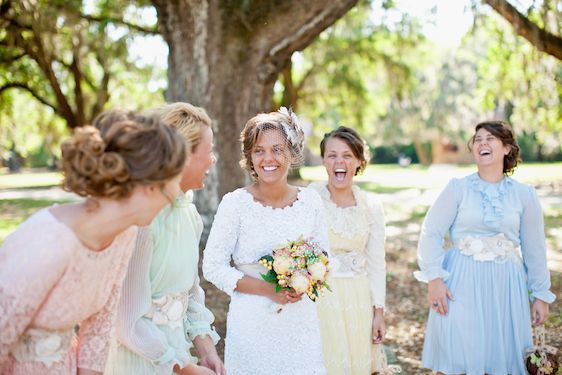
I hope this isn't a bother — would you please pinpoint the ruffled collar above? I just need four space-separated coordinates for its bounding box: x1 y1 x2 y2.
309 182 362 210
309 182 375 238
173 190 193 208
468 173 512 230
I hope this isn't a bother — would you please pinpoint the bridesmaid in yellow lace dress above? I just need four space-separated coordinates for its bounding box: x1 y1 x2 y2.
310 126 387 375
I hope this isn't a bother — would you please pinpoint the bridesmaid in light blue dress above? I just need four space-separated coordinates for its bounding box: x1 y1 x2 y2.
414 121 555 374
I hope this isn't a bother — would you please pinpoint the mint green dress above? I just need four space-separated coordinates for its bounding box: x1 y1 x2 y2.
105 191 220 375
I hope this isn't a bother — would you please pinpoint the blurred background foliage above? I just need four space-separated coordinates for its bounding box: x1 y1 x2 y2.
0 0 560 169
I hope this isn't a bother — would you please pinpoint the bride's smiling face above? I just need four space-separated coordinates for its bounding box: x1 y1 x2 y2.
322 137 362 190
251 129 291 184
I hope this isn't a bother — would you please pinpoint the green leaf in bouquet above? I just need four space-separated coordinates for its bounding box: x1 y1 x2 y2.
530 353 541 365
324 283 332 292
260 255 274 263
274 284 291 293
260 270 278 284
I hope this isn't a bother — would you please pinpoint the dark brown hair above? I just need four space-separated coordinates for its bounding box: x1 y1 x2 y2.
61 109 187 198
320 126 370 175
468 120 521 175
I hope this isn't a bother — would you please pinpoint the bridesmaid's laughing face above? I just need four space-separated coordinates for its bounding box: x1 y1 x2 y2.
322 137 361 190
471 128 509 170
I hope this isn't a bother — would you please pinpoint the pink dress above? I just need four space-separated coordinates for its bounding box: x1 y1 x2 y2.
0 207 137 374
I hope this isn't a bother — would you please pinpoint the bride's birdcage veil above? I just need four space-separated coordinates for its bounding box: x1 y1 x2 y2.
240 107 305 179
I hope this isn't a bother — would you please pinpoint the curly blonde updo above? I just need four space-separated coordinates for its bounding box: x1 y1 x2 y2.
61 109 187 199
239 110 305 179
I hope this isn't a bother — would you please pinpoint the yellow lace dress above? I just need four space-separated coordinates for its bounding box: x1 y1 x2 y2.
310 182 387 375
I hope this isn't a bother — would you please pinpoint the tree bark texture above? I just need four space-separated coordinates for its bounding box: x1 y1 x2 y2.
153 0 358 225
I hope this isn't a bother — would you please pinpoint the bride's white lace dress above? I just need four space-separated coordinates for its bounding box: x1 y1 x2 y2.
203 187 328 375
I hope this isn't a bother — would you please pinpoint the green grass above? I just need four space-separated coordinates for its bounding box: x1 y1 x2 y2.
0 198 70 243
0 170 63 190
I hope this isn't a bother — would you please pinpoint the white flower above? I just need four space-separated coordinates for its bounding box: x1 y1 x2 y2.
34 334 62 357
278 106 302 146
289 271 310 294
273 255 293 275
308 261 327 281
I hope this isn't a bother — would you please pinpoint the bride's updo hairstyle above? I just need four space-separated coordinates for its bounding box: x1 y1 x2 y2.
61 109 188 199
239 107 305 179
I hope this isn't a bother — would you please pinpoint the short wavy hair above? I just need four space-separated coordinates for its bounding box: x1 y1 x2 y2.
320 126 370 175
239 110 305 179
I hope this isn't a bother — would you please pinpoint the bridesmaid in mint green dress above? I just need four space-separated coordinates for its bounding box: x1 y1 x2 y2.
105 103 224 375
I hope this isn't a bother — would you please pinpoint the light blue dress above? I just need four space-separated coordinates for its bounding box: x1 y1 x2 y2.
414 173 555 374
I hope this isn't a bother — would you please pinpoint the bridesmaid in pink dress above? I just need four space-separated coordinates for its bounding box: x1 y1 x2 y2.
0 110 187 375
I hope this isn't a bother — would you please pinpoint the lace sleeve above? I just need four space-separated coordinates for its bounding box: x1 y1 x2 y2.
203 193 244 296
78 281 125 372
365 195 387 308
184 273 220 344
0 220 69 366
77 230 137 372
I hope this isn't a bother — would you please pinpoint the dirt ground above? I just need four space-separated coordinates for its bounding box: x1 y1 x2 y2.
199 182 562 374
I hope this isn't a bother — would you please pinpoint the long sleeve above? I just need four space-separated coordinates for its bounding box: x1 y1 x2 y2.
520 186 556 303
113 227 189 374
184 273 220 344
0 223 69 366
365 196 386 308
310 192 330 257
414 179 460 282
77 282 120 371
203 194 244 296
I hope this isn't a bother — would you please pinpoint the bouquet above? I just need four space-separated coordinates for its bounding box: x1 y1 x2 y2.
525 325 560 375
259 235 330 301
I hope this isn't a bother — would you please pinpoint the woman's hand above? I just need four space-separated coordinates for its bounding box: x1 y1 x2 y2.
371 308 386 344
199 352 226 375
268 287 302 305
532 299 549 325
428 278 454 316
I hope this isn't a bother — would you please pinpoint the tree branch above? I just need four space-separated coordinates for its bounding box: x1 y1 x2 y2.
0 82 56 110
0 51 26 63
80 13 159 34
484 0 562 60
257 0 359 81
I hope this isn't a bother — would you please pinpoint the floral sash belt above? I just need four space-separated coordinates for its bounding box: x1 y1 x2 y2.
458 233 522 265
145 290 189 329
330 251 367 278
11 327 74 366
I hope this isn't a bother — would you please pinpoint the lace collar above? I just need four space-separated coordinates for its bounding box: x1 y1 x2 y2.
309 182 375 238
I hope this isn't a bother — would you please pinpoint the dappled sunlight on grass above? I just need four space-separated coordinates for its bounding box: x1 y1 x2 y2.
0 169 62 190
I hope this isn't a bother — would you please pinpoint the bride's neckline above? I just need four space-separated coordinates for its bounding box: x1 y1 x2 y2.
241 187 303 211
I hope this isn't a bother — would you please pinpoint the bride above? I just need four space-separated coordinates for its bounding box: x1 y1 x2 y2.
202 108 328 375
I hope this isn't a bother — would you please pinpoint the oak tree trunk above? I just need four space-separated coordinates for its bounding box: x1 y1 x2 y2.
153 0 358 232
